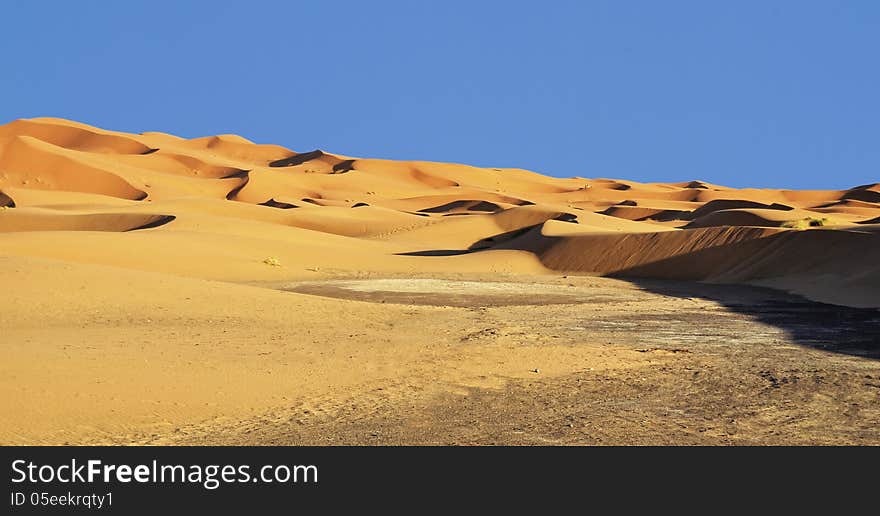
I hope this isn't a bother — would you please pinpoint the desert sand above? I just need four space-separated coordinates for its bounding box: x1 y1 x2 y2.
1 117 878 445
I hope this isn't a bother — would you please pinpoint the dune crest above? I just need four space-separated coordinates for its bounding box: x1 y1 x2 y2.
1 117 877 307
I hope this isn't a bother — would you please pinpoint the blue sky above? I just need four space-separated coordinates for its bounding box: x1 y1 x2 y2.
2 1 877 189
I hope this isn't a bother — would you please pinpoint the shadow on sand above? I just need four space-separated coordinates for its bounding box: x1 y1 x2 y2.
615 278 880 360
397 247 880 359
394 219 880 360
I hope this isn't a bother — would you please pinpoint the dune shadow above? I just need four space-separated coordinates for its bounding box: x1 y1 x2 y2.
394 227 532 257
618 278 880 360
127 215 177 231
418 200 503 214
260 198 299 209
224 170 250 200
397 249 473 256
396 217 576 257
269 150 325 167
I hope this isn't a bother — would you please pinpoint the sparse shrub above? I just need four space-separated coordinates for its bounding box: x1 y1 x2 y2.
263 256 282 266
781 217 831 229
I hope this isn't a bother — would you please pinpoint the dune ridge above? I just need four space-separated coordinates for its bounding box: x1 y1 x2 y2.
1 117 878 307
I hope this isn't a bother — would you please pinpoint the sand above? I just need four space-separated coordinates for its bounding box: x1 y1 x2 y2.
1 117 878 445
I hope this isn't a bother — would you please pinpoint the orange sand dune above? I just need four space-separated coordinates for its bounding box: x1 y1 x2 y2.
0 208 173 233
1 117 878 308
685 208 844 228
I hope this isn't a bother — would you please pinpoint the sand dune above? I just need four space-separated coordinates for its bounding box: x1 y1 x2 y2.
685 208 833 228
0 208 173 233
1 117 878 309
2 116 880 446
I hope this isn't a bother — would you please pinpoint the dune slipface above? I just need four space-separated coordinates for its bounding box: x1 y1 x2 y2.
0 117 877 307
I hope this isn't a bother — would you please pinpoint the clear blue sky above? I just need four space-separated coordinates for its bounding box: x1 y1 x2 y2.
2 1 877 189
